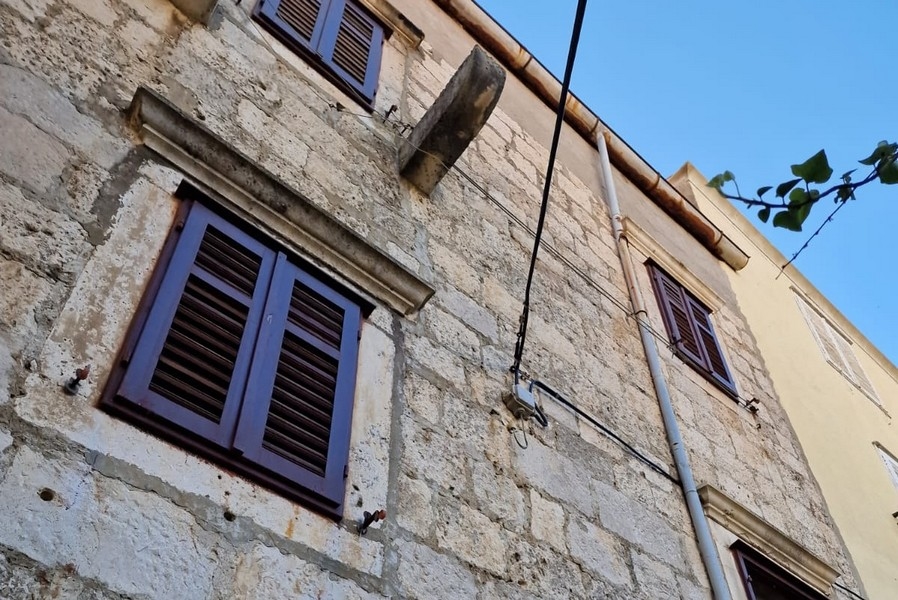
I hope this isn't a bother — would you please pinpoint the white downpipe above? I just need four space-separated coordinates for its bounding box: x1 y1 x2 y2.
597 134 732 600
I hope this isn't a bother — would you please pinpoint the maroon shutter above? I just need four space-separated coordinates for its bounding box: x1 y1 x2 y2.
651 267 704 366
116 204 277 447
234 253 361 511
686 296 735 391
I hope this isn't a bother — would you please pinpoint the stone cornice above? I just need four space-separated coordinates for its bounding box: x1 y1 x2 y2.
128 86 434 315
699 484 839 595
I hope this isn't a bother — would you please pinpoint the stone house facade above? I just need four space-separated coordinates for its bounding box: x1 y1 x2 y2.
0 0 864 598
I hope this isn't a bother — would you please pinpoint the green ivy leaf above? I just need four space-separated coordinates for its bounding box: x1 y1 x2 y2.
790 150 833 184
858 141 897 165
758 207 771 222
773 210 803 231
757 186 772 198
879 159 898 184
775 178 802 198
788 188 808 205
795 201 812 227
707 174 725 190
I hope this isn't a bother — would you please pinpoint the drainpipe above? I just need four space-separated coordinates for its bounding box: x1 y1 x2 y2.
597 133 732 600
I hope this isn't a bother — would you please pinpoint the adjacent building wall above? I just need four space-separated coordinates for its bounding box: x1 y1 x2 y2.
675 163 898 599
0 0 860 597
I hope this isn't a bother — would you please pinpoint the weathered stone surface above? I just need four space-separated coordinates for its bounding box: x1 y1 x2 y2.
396 539 477 599
566 515 633 587
436 502 507 576
513 440 597 518
0 64 129 168
0 448 224 599
0 428 12 454
0 106 70 194
530 489 566 552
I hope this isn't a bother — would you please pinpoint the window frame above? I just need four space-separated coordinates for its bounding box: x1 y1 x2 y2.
101 183 370 519
253 0 386 109
647 262 737 397
732 542 828 600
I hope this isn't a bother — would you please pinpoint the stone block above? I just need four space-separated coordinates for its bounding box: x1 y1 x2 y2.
436 502 507 576
396 539 477 600
632 550 678 598
436 286 499 342
0 64 129 169
396 474 433 538
594 480 686 571
566 515 632 587
471 460 525 530
230 543 383 600
0 181 90 277
0 106 69 194
0 447 224 599
0 260 53 349
513 440 597 518
0 428 12 454
64 0 118 27
530 489 566 552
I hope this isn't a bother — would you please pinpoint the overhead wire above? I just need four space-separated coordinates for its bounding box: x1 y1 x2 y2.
511 0 590 380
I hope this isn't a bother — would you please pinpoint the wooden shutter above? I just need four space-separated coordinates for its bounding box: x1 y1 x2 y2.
258 0 328 51
795 296 844 371
117 204 277 447
650 267 705 366
686 296 735 391
833 332 879 400
234 253 361 508
320 0 384 101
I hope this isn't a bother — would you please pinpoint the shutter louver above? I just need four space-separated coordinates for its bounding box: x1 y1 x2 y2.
653 269 704 365
149 274 248 423
235 256 361 509
262 281 344 476
149 226 262 423
275 0 323 43
833 331 879 401
688 297 734 389
331 1 375 85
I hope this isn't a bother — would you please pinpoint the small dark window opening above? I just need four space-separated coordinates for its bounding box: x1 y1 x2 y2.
732 542 828 600
647 263 737 397
101 183 371 519
254 0 386 108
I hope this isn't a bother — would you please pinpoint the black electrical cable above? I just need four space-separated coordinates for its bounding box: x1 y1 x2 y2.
833 581 868 600
529 379 680 485
511 0 590 379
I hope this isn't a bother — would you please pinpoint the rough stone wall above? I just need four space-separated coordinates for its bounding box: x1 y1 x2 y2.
0 0 856 599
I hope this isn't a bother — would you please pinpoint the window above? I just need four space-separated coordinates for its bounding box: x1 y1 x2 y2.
102 188 366 519
647 263 736 396
732 542 828 600
254 0 385 107
794 293 878 402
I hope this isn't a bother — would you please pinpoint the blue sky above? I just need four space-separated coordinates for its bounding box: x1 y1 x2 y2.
476 0 898 367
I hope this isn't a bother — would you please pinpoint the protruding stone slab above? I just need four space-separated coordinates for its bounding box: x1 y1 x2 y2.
169 0 218 23
400 46 505 194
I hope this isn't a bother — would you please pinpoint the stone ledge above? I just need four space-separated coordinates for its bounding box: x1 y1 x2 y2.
127 86 434 315
698 484 839 595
